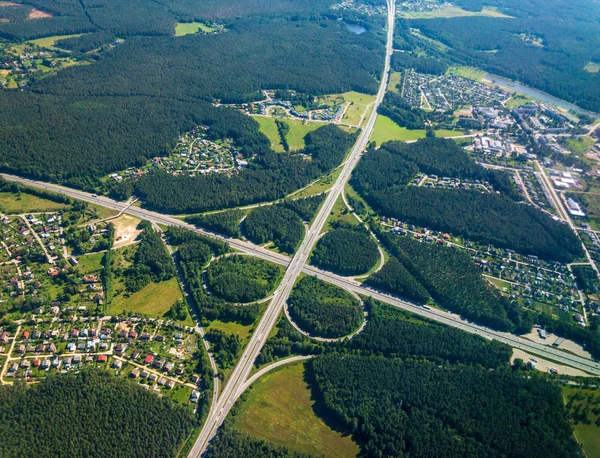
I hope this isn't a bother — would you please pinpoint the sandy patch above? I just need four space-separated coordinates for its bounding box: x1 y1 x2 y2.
111 215 142 249
512 349 591 377
0 2 19 6
28 8 51 19
521 329 592 359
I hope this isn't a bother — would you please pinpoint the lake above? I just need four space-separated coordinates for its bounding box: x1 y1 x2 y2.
346 23 366 35
483 73 599 118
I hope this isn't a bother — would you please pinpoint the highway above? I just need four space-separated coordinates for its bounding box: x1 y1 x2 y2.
187 0 396 454
2 0 600 446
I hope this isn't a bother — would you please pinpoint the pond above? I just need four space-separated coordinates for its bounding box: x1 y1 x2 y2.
346 23 366 35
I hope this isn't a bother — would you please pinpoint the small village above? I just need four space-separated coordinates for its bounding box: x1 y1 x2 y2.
107 127 246 183
221 89 347 124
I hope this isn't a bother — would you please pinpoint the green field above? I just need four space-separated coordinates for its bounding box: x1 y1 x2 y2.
174 22 216 36
340 91 376 126
388 71 402 93
252 116 285 152
563 386 600 457
504 95 531 109
76 252 104 275
371 115 463 145
253 116 325 152
29 34 85 49
0 192 68 214
402 6 513 19
485 275 511 293
232 362 359 458
109 277 189 323
562 137 595 155
323 195 360 233
447 66 485 81
206 319 255 345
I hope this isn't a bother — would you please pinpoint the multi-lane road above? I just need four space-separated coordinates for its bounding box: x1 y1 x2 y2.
2 0 600 452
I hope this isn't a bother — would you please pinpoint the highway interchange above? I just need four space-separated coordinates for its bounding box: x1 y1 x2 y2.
2 0 600 453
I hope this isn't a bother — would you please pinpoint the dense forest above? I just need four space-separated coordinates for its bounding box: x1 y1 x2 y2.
205 328 242 370
123 221 175 292
243 205 305 254
189 209 245 238
311 225 379 276
308 354 582 457
287 276 363 339
351 138 582 262
0 370 197 458
168 227 262 326
378 92 427 130
206 255 283 304
366 257 431 304
377 231 529 332
133 126 356 214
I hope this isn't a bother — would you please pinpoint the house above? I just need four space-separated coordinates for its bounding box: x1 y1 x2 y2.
32 330 41 340
167 380 175 389
71 329 80 338
0 331 9 343
140 333 151 341
131 349 140 360
191 374 200 384
8 363 18 373
190 391 200 403
22 331 30 340
33 307 43 315
112 360 122 369
153 358 165 369
144 354 154 364
66 343 76 352
140 370 149 378
155 335 164 342
128 331 138 339
73 354 82 364
118 330 127 339
82 275 97 284
33 358 40 367
97 354 107 363
148 373 158 382
130 368 140 378
158 377 166 386
114 343 127 353
20 359 30 368
41 359 50 370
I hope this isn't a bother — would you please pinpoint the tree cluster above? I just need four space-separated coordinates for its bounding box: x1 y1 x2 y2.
188 209 245 238
206 255 282 304
308 354 582 458
244 204 304 254
311 226 379 276
205 328 242 369
0 370 197 458
287 276 363 339
124 222 175 292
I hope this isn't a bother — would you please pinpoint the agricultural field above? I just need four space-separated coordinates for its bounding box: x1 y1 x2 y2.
371 115 463 145
206 320 255 346
232 362 359 458
446 66 485 81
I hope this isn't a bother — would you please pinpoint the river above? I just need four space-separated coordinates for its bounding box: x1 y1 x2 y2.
483 73 599 119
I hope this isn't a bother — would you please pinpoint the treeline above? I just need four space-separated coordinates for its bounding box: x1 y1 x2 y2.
275 119 290 152
55 31 117 53
206 255 282 303
391 50 448 76
124 221 175 292
0 370 197 457
377 231 529 332
0 177 72 205
133 125 356 214
188 209 245 237
351 138 582 262
287 276 363 339
308 354 581 457
168 227 262 325
311 225 379 276
282 194 325 222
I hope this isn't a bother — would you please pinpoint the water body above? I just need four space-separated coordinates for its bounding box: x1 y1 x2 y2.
346 23 366 35
483 73 599 118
